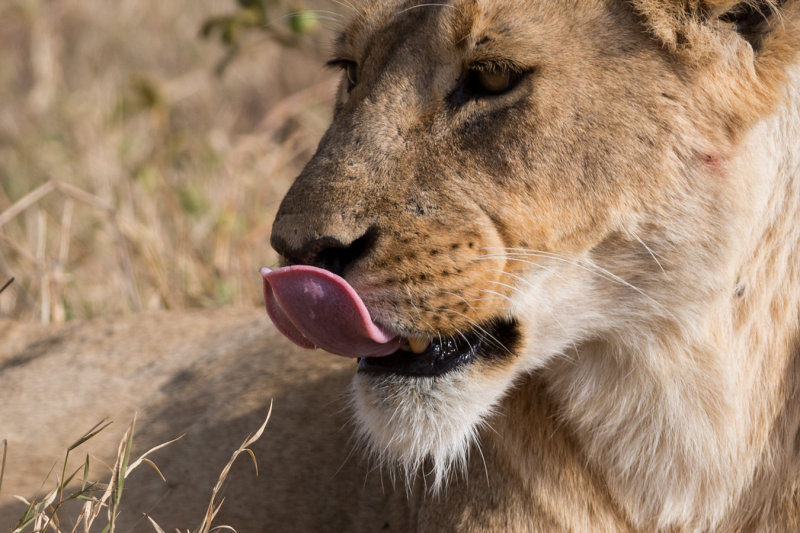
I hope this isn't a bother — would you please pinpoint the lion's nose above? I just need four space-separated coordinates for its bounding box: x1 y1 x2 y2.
270 226 376 278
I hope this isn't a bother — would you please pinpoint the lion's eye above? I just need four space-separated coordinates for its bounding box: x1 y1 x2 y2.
344 62 358 92
450 65 525 106
327 59 359 93
476 69 512 93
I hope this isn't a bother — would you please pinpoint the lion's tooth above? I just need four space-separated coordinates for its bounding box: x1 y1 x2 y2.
399 342 412 352
409 337 430 354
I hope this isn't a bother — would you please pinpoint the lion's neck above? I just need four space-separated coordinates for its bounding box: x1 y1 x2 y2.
539 65 800 531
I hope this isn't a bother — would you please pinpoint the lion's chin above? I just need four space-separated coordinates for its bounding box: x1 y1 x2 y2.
349 322 522 489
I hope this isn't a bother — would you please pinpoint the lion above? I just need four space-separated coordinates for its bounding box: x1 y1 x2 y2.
2 0 800 531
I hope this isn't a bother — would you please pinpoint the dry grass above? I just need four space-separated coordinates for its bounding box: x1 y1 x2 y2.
0 2 341 527
0 0 344 322
3 405 272 532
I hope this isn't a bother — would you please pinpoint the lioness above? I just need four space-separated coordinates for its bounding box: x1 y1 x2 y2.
2 0 800 531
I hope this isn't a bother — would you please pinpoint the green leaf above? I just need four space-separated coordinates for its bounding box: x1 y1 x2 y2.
69 419 113 452
82 454 90 491
0 277 13 295
0 439 6 496
116 420 136 506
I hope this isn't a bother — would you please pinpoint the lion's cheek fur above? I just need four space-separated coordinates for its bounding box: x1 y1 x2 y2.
545 67 800 530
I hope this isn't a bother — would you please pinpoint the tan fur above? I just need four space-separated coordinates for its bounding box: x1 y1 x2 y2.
2 1 800 531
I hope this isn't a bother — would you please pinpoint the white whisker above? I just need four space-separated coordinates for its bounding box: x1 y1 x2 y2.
478 251 672 318
446 308 511 355
630 230 667 276
330 0 360 14
474 435 491 489
397 3 457 15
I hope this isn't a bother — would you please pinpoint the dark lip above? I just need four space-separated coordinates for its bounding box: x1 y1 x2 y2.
357 319 519 377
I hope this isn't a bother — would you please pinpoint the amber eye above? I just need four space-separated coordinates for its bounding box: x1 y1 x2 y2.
449 64 526 106
477 69 512 93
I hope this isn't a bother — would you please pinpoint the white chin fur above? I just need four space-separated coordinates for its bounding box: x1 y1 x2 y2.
350 364 514 490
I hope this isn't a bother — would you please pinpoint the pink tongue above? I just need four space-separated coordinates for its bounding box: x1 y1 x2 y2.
260 265 400 358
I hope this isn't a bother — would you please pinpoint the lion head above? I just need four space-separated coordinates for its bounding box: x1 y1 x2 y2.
265 0 799 528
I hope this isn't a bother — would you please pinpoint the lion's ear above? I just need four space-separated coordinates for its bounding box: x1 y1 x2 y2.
715 1 783 52
630 0 795 54
632 0 798 137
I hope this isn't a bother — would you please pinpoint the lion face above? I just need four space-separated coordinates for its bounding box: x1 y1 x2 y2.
269 0 779 486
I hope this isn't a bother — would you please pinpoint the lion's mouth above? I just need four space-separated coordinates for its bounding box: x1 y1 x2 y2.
358 319 519 377
260 265 519 373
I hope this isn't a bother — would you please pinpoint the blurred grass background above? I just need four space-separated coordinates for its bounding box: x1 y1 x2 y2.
0 0 344 322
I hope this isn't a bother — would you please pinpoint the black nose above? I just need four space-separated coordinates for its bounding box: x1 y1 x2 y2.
270 228 376 278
